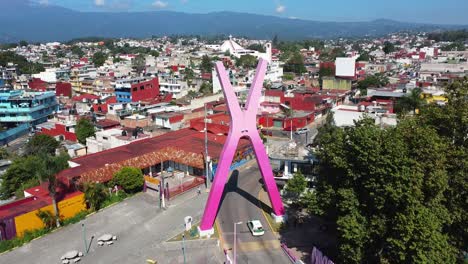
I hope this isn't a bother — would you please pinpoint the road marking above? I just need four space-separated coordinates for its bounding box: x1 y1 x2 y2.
236 240 281 252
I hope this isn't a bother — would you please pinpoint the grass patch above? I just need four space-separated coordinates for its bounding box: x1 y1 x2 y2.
0 228 51 253
167 222 219 242
101 191 129 209
61 210 89 226
264 212 285 233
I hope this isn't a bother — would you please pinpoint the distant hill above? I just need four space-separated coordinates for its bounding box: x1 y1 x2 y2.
1 0 467 42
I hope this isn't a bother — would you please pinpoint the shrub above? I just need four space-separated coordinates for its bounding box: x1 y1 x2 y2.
112 167 144 193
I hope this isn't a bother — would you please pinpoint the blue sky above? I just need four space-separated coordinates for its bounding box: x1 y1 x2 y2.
35 0 468 24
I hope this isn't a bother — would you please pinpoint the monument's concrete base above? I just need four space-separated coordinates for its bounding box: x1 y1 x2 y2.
198 226 215 238
271 213 287 223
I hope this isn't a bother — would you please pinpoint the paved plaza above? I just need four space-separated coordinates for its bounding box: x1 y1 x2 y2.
0 190 224 264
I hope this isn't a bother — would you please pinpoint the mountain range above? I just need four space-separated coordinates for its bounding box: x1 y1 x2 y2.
1 0 467 43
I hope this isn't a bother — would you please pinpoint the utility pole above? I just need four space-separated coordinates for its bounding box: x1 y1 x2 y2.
290 119 293 141
182 234 186 264
81 223 87 256
233 221 243 264
160 160 165 209
204 103 210 189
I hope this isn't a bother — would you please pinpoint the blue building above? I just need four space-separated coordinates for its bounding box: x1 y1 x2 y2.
0 89 58 128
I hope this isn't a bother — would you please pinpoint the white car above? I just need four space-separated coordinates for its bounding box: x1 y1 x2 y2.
295 128 310 135
247 220 265 236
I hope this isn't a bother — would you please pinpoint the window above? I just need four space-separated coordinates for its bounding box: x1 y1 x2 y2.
133 87 137 91
140 85 144 90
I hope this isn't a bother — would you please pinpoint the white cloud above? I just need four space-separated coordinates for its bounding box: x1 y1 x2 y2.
152 0 168 9
181 0 188 3
95 0 105 6
38 0 49 5
276 4 285 14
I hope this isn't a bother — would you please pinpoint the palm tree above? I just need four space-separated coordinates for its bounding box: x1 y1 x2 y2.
83 182 107 211
396 88 425 114
37 154 70 228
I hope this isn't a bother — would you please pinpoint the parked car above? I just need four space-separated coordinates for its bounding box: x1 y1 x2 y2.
295 127 310 135
247 220 265 236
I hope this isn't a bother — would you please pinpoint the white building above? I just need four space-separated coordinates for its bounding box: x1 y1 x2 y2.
335 57 356 77
86 128 148 154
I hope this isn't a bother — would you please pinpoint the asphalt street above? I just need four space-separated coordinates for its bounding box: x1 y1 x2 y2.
217 162 291 264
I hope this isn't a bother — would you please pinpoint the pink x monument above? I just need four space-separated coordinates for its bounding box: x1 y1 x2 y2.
198 58 285 236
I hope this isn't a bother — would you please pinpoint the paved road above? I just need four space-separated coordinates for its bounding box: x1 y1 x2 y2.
217 162 291 264
0 190 224 264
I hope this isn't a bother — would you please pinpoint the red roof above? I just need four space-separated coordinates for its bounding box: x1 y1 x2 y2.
56 127 250 184
72 94 100 102
0 184 83 219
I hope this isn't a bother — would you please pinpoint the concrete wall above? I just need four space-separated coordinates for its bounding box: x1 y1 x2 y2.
14 193 86 237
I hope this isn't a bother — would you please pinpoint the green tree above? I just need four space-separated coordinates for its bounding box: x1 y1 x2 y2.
383 41 395 54
357 73 389 95
283 72 294 80
132 54 146 74
75 118 95 144
36 210 56 229
112 167 144 193
149 50 160 57
235 54 257 69
37 153 70 227
356 52 371 61
247 43 265 52
92 51 107 67
284 171 307 199
318 67 334 78
418 78 468 260
25 134 59 156
71 46 85 58
0 51 44 74
83 182 108 211
272 34 279 48
284 51 306 74
0 155 42 199
0 147 10 160
19 40 28 47
200 55 213 73
184 67 195 82
313 117 456 263
199 82 213 95
395 88 425 114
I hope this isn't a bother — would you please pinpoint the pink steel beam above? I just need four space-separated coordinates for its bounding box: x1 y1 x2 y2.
199 58 285 231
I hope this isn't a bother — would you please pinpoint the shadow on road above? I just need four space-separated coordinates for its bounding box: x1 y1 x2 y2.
216 170 273 219
278 208 338 263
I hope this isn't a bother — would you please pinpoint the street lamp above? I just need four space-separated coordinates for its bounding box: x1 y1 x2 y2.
182 234 186 264
233 221 243 264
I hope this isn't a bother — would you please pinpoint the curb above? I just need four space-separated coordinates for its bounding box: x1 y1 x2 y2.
258 189 279 236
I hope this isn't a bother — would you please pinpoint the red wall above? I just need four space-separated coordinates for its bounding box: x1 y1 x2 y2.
28 78 47 91
131 78 160 102
258 113 315 130
55 82 72 98
40 124 77 142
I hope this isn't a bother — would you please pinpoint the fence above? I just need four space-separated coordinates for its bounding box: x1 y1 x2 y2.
167 177 205 200
281 243 303 264
310 247 334 264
